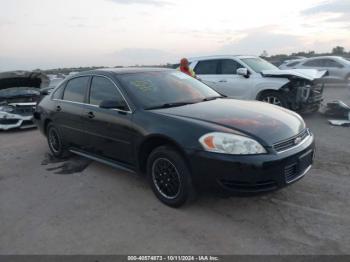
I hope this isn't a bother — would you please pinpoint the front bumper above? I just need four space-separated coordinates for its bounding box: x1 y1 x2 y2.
296 83 324 112
0 112 36 130
187 134 315 193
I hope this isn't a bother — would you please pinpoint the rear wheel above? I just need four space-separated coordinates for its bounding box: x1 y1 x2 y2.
47 123 70 158
258 91 288 108
147 146 196 207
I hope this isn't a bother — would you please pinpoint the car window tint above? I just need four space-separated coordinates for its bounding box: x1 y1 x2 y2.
89 76 127 108
323 59 342 68
63 77 89 103
303 59 321 67
287 61 301 67
194 60 219 74
52 83 65 100
220 59 243 74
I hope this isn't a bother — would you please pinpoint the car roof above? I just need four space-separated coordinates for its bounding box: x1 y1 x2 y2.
189 55 258 61
305 56 344 60
94 67 172 74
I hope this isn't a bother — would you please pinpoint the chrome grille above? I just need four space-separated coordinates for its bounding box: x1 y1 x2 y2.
273 129 310 153
13 105 35 116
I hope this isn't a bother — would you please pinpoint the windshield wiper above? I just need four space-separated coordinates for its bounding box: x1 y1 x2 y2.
201 96 225 102
146 101 195 110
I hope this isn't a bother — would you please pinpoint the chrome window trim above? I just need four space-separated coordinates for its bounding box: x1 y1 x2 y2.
51 74 133 114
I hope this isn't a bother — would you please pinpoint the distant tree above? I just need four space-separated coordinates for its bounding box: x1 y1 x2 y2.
332 46 345 55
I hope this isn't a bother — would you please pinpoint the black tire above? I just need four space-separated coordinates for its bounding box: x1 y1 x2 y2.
147 146 196 207
46 123 70 158
258 91 288 108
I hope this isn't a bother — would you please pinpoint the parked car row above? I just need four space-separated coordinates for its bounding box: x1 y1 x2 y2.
34 68 315 207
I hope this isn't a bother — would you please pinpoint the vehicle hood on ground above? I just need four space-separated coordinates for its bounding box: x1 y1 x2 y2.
261 69 327 81
151 99 305 145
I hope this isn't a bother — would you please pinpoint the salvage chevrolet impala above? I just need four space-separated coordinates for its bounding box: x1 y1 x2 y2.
34 68 315 207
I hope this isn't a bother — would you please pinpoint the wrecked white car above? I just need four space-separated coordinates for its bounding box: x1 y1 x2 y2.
189 56 327 112
0 71 49 130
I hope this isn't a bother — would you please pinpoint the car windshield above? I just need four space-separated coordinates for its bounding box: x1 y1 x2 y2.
241 58 278 73
118 71 221 109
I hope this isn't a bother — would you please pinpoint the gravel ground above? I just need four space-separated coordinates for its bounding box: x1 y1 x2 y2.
0 86 349 255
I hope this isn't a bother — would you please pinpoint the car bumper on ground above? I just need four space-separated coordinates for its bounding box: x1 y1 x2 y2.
187 134 315 193
0 112 36 130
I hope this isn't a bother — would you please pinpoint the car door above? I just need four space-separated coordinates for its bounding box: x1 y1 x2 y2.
214 59 254 99
192 59 221 89
322 59 345 82
81 75 135 164
300 58 322 70
54 76 90 147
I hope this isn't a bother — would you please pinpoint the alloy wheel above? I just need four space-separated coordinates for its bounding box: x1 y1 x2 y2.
263 96 282 106
152 158 181 200
48 128 61 153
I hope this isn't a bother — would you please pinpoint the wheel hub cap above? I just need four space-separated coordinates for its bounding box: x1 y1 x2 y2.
152 158 181 200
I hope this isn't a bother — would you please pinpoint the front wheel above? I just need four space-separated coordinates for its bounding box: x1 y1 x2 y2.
258 91 288 108
147 146 196 207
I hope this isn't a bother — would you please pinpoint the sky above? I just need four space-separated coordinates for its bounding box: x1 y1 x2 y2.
0 0 349 70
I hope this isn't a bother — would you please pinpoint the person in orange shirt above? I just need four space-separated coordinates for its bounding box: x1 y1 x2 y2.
178 58 196 78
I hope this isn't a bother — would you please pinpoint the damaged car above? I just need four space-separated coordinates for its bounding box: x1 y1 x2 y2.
189 56 327 112
0 71 49 130
35 68 315 207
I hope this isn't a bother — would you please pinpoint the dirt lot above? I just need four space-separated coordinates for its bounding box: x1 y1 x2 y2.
0 86 349 255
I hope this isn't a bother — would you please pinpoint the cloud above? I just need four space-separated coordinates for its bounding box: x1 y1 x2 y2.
0 18 15 27
107 0 172 6
218 29 302 55
302 0 350 22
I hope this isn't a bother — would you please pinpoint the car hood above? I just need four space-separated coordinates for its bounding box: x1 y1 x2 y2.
0 87 40 99
152 99 305 145
261 69 327 81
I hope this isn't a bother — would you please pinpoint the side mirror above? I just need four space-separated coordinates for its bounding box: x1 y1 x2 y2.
99 100 128 111
40 88 52 96
237 68 250 78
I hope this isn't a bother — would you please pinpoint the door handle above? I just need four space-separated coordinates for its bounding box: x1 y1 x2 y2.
56 105 62 112
218 80 227 83
87 112 95 119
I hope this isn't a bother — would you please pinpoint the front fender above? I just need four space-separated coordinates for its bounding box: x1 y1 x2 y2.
254 77 290 99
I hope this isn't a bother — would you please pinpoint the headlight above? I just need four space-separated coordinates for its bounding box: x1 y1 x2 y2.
199 132 267 155
0 105 15 113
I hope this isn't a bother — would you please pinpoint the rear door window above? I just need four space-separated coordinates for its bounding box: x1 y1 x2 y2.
63 77 89 103
194 60 219 75
323 59 342 68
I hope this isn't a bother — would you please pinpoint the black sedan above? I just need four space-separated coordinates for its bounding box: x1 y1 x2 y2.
34 68 315 207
